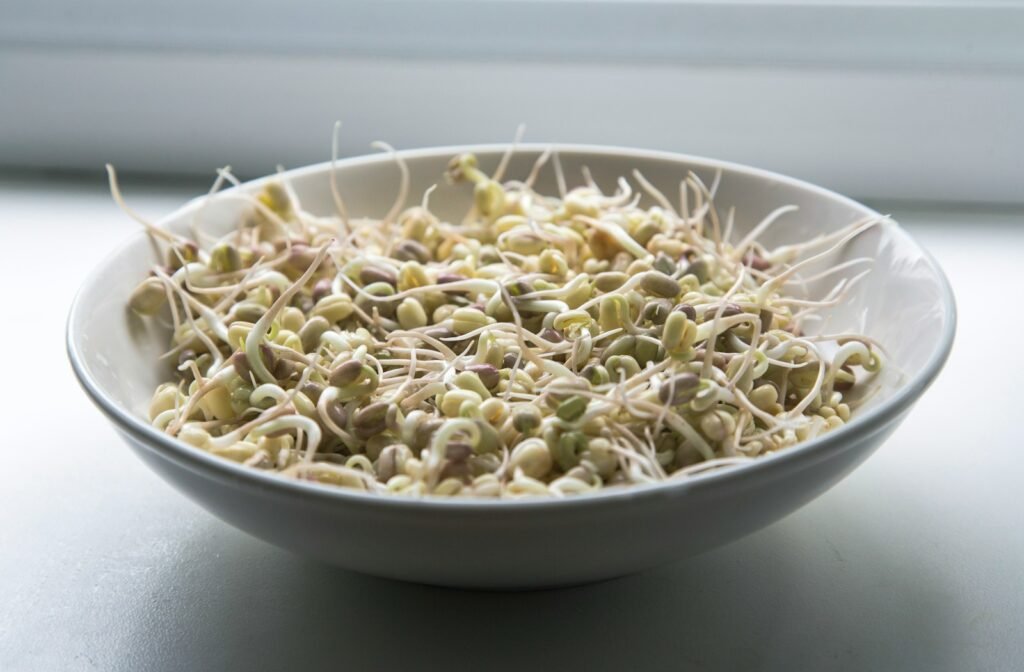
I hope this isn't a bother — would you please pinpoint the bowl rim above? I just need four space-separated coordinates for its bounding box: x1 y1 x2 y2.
67 142 957 512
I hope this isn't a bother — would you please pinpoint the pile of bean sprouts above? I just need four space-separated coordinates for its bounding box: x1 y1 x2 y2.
119 138 885 498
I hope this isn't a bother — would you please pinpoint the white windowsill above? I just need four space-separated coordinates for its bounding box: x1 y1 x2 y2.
1 171 1022 669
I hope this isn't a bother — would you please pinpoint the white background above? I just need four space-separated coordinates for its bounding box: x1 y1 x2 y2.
2 1 1024 203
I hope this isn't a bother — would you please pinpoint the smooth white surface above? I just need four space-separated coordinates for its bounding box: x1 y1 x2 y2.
2 173 1021 668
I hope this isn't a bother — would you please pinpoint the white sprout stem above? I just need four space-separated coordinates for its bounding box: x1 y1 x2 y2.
330 121 351 234
524 147 553 189
492 123 526 183
371 141 410 228
245 244 332 384
251 415 322 463
756 218 882 305
575 215 651 259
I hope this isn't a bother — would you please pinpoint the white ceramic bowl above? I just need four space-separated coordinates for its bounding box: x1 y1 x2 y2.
68 145 955 589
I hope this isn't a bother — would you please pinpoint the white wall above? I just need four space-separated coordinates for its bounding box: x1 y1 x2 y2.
2 1 1023 203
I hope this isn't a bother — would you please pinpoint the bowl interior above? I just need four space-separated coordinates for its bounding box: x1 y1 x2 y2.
71 145 952 469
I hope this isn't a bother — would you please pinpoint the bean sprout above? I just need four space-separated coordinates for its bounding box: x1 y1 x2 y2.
123 138 886 498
